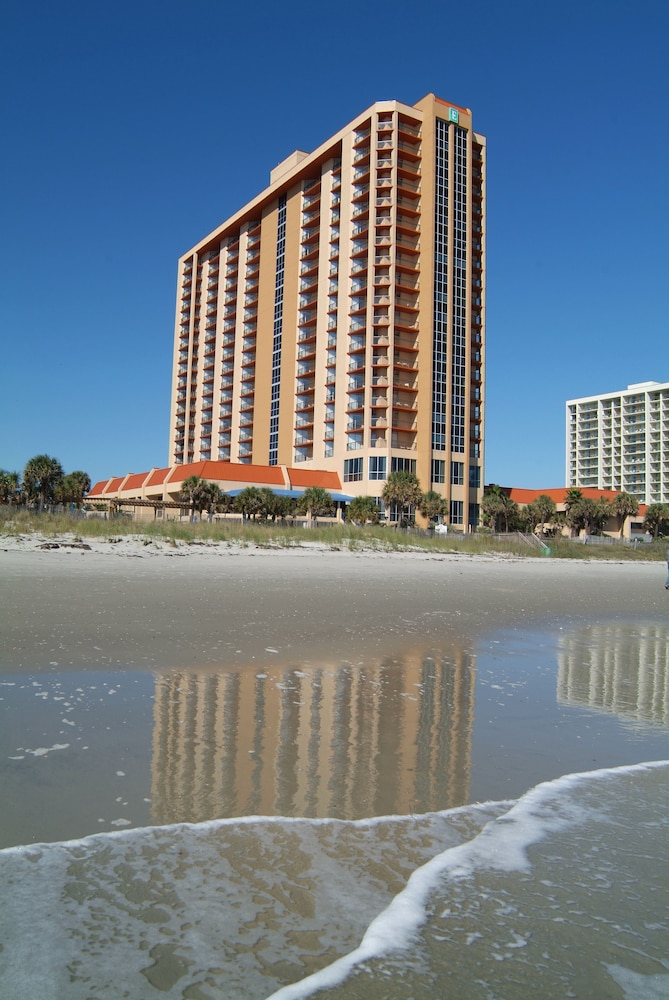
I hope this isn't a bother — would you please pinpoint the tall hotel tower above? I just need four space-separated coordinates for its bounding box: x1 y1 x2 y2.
169 94 486 527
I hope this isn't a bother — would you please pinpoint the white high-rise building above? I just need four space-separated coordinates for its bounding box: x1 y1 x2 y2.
566 381 669 504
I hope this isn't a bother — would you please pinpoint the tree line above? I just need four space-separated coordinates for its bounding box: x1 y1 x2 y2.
180 470 448 526
0 455 90 508
480 486 650 538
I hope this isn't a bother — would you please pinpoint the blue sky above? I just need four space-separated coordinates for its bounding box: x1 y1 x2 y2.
1 0 667 489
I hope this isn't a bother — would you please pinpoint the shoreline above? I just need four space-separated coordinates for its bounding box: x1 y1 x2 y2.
1 531 666 673
2 531 668 850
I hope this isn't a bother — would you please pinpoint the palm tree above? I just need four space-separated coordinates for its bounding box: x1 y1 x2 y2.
533 494 556 535
347 495 380 524
57 471 91 507
260 490 293 522
418 490 447 526
566 496 610 537
296 486 335 521
480 485 518 533
23 454 64 508
480 488 505 531
381 471 423 525
233 486 266 520
563 488 584 537
0 470 21 505
644 503 669 539
612 492 639 539
179 475 213 521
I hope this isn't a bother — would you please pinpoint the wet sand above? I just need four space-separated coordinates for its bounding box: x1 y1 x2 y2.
1 535 666 673
2 536 668 848
2 537 668 998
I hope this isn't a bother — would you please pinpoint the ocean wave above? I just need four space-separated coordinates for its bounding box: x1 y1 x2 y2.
1 761 667 1000
267 759 669 1000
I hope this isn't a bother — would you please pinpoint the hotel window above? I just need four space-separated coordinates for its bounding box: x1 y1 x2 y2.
391 457 416 475
450 461 464 485
369 456 387 480
469 465 481 489
450 499 464 524
431 459 445 484
344 457 363 482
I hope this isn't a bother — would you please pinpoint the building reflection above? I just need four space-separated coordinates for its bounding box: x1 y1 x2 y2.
557 623 669 725
150 648 475 825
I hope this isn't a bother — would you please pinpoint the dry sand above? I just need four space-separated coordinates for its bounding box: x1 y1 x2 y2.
1 532 666 673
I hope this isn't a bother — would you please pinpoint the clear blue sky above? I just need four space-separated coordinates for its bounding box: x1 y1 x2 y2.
2 0 667 489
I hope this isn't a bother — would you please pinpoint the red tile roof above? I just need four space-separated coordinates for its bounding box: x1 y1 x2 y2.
288 468 342 490
166 461 285 486
122 472 149 491
504 486 646 515
507 487 627 504
144 467 171 487
87 479 112 497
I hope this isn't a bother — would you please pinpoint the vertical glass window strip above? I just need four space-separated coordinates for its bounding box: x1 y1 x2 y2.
432 119 449 451
451 126 468 454
368 456 387 480
269 195 287 465
431 459 445 484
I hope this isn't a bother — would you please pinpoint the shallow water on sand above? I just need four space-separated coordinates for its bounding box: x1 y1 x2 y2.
1 620 669 998
1 620 668 848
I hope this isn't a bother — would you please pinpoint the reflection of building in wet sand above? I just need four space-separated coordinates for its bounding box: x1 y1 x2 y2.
557 623 669 725
151 651 475 825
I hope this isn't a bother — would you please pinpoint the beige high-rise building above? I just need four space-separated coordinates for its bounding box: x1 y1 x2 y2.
170 94 486 527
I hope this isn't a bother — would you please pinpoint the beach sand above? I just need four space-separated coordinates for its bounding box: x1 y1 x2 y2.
2 536 669 1000
1 535 668 848
1 533 666 672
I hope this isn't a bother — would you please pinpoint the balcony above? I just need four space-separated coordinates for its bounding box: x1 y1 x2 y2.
398 118 421 138
396 274 419 293
300 273 319 293
391 432 417 450
297 345 316 361
301 226 320 246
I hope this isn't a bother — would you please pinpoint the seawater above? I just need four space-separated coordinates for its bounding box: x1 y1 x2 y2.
2 621 669 998
1 763 667 999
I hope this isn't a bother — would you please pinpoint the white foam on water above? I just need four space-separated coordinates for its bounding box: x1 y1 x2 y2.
1 762 667 999
604 962 669 999
266 760 669 1000
0 803 504 1000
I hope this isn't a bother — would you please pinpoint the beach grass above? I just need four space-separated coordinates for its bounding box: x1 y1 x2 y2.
1 508 665 561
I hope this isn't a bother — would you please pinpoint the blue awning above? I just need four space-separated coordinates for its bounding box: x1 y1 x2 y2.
224 487 354 502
